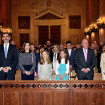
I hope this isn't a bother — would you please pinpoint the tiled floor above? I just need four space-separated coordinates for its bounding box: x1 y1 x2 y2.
15 69 102 80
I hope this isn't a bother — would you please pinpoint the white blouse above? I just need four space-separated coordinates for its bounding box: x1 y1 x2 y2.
55 58 69 75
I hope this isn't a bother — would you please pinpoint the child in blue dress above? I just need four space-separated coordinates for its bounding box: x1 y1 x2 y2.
55 50 69 80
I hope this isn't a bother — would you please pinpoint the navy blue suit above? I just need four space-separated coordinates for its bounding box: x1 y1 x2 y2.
0 44 18 80
66 49 75 70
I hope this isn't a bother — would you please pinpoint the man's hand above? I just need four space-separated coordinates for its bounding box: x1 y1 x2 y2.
5 67 11 71
83 68 89 73
2 67 8 72
69 65 72 69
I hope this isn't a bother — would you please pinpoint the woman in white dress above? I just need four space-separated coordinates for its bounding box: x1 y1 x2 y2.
100 45 105 80
38 50 52 80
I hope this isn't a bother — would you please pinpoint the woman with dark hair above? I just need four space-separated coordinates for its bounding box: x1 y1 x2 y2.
19 41 36 80
55 50 69 80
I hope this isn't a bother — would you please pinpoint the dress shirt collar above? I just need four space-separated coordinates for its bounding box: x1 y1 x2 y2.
4 43 9 49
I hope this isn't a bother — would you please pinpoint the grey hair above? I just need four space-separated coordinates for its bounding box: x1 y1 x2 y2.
81 38 88 45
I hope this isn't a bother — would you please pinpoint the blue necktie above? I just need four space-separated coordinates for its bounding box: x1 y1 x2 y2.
5 45 7 59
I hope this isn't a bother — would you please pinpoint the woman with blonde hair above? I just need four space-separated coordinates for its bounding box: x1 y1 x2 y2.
50 44 60 70
38 50 52 80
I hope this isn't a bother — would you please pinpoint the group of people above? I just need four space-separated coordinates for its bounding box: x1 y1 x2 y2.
0 32 105 80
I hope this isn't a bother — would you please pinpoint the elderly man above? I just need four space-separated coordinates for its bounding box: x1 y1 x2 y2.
74 39 96 80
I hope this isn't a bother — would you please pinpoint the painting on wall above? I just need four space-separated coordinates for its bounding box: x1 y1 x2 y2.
18 16 30 29
69 15 81 29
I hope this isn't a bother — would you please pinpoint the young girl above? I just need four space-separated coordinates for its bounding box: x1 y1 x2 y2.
55 50 69 80
38 50 52 80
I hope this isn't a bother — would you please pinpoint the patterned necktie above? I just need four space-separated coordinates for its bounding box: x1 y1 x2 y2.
84 49 87 62
5 45 7 59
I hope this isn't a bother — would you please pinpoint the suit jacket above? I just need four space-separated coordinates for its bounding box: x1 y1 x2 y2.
66 49 75 69
0 44 18 74
74 48 96 77
35 53 40 73
50 52 59 62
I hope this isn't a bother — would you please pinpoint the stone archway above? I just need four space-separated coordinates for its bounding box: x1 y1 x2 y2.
32 8 69 46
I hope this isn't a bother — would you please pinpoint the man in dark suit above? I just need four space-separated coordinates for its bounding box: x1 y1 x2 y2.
0 33 18 80
74 39 96 80
66 41 75 70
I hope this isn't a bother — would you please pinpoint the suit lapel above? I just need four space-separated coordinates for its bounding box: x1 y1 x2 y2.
7 44 11 58
1 45 5 58
87 48 90 63
67 49 71 58
66 50 69 57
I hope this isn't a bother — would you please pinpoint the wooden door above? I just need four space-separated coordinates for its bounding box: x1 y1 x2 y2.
50 25 61 44
38 26 49 45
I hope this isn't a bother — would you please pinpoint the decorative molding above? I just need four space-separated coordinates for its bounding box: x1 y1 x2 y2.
0 81 105 90
33 8 65 20
46 0 52 8
0 82 69 89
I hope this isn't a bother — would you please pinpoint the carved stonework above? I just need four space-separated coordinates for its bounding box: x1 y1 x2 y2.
38 13 62 19
46 0 52 7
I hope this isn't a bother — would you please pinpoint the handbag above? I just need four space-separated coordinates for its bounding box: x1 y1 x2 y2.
31 53 37 76
23 65 32 71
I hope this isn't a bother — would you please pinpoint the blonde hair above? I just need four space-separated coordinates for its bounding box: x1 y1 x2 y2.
39 50 51 64
52 44 59 53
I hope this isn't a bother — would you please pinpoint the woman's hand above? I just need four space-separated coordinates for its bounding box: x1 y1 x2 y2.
25 71 31 75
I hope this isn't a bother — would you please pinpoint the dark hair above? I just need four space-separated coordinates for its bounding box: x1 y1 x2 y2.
1 33 11 38
72 46 77 50
39 45 45 49
31 43 35 46
46 39 51 42
21 41 31 53
58 50 68 64
9 39 14 44
66 41 72 45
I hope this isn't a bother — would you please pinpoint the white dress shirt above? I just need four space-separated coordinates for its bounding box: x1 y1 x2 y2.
53 53 58 70
68 49 71 56
55 58 69 75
